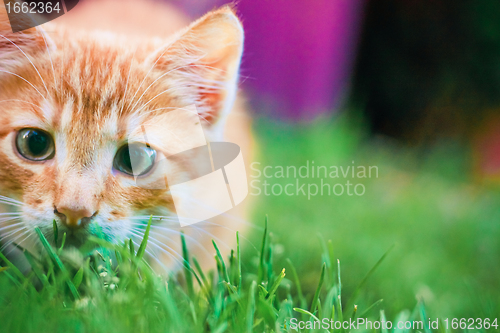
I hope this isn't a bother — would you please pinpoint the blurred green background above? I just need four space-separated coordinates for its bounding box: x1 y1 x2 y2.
240 0 500 320
246 115 500 320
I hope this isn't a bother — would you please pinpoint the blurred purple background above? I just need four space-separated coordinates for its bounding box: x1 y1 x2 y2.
172 0 365 120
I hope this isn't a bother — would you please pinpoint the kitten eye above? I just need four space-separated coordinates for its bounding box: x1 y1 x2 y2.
113 143 156 177
16 128 55 161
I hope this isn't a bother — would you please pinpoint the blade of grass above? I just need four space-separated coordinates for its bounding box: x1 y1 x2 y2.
115 250 123 265
237 231 242 293
2 270 21 287
129 238 135 257
23 250 49 288
258 284 268 299
46 264 55 285
346 244 394 311
223 280 238 295
192 257 208 289
328 240 334 271
336 295 343 332
318 234 331 269
52 220 58 248
336 259 343 330
246 280 257 333
359 299 384 318
380 310 389 333
257 215 268 284
213 240 230 283
351 305 358 321
310 263 326 314
317 299 323 320
72 267 84 289
331 303 336 323
181 232 194 298
229 249 235 280
34 227 79 299
419 301 432 333
58 232 66 252
293 308 321 323
337 259 342 301
57 232 67 256
266 268 285 301
192 257 214 304
0 252 25 282
286 258 305 308
213 323 228 333
222 281 243 308
266 241 273 285
136 215 152 261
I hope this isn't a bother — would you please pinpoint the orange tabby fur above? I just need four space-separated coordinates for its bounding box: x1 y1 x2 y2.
0 0 253 271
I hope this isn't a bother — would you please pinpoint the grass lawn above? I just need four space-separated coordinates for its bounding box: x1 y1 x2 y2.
0 116 499 332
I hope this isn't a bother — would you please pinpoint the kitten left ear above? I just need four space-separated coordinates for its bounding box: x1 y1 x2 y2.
150 6 244 127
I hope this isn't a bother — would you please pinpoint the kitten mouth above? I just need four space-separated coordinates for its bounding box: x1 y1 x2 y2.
56 228 92 249
63 233 87 248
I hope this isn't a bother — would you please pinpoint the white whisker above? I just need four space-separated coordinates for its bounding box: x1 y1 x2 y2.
172 194 258 229
0 195 24 206
60 41 65 95
37 27 58 94
0 34 50 96
129 64 224 114
0 99 44 113
0 200 23 208
126 41 181 113
0 227 30 252
131 84 190 114
0 220 24 232
118 49 137 115
0 70 48 102
129 229 184 268
141 106 212 125
147 227 211 257
0 226 27 239
2 230 34 256
130 239 172 273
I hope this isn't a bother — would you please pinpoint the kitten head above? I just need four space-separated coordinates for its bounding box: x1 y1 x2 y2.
0 5 244 253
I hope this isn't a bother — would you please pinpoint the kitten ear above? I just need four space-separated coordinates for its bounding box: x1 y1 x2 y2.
150 6 244 127
0 5 52 69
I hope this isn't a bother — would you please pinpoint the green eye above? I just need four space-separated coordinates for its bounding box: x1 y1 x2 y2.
114 143 156 176
16 128 55 161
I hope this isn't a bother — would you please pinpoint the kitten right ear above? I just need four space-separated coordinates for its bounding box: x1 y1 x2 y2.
0 5 51 68
147 6 244 127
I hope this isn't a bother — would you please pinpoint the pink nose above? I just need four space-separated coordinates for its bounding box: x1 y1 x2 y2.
55 206 96 228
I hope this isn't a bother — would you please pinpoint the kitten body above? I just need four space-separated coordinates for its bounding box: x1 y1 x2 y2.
0 0 253 270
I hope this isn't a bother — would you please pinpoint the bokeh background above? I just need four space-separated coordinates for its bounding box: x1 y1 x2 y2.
168 0 500 319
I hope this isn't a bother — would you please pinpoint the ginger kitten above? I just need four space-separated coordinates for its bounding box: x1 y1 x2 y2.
0 1 253 271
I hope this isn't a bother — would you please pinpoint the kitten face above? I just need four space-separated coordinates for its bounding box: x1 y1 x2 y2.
0 6 244 251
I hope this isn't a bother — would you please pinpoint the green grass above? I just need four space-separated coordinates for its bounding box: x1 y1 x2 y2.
0 214 453 333
1 116 499 332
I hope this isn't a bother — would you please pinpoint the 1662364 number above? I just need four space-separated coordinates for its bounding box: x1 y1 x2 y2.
5 2 61 14
443 318 498 330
